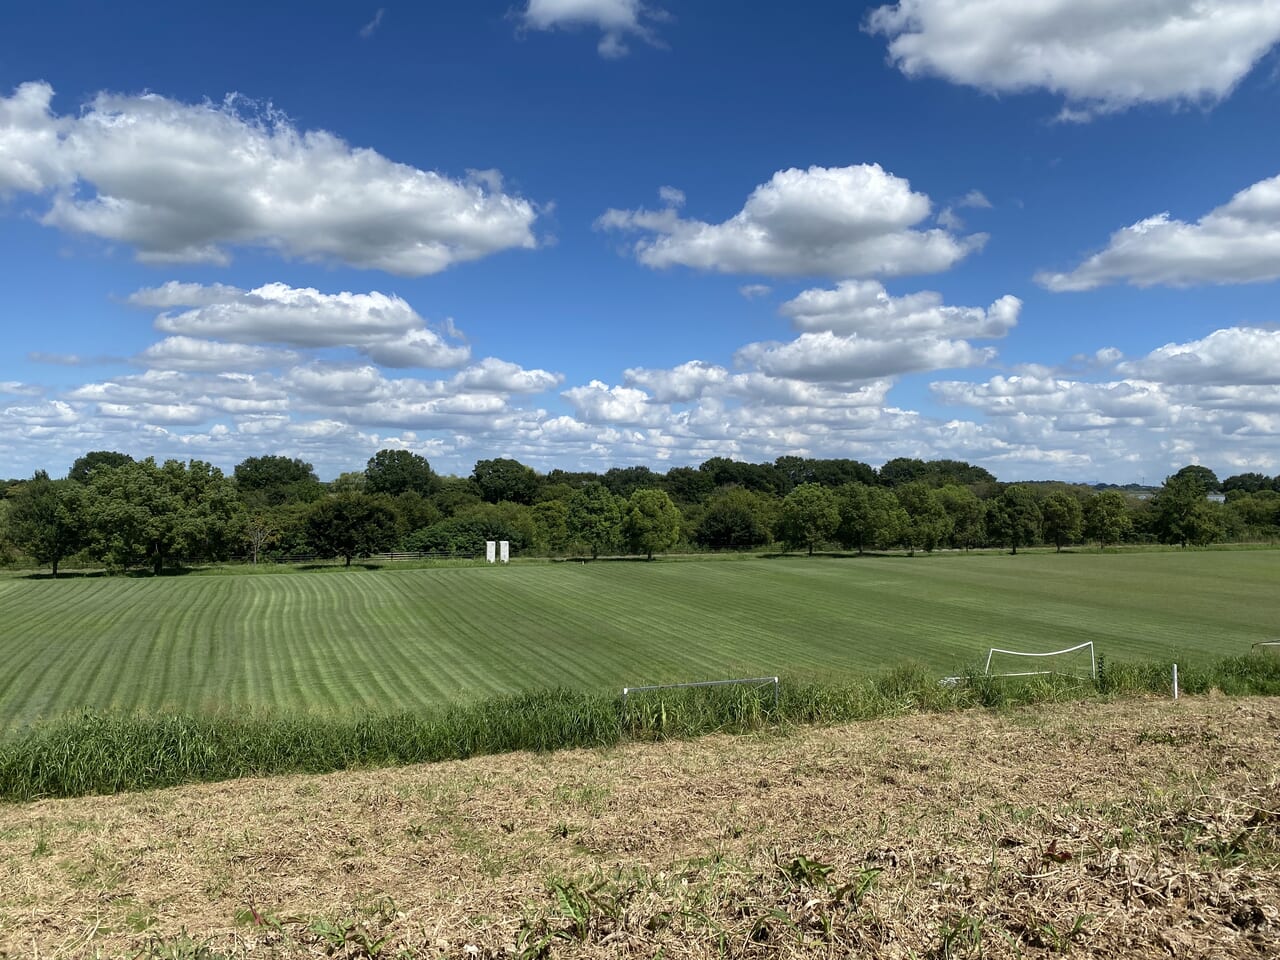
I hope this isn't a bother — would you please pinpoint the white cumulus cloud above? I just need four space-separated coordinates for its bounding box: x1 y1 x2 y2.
598 165 982 278
0 82 538 274
623 360 730 403
136 336 299 372
737 331 994 383
1037 172 1280 290
1117 327 1280 385
134 281 471 368
562 379 659 424
521 0 667 58
867 0 1280 117
781 281 1020 338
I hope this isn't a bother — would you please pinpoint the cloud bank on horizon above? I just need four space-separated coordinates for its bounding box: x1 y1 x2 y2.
1 1 1279 483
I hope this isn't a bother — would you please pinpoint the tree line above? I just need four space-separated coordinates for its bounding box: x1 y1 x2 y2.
1 450 1278 576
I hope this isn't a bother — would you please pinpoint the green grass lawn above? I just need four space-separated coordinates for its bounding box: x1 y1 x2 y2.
0 549 1276 728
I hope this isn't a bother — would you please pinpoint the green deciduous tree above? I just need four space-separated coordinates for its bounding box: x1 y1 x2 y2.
471 458 540 504
695 487 775 550
531 499 571 554
1222 472 1272 495
1227 489 1280 541
777 483 840 556
935 484 985 551
660 466 714 506
233 455 323 506
835 483 905 554
242 511 280 565
566 483 623 559
1040 491 1084 552
623 488 681 560
602 465 657 498
85 459 240 574
775 457 877 492
1083 490 1132 549
987 485 1042 555
1170 464 1220 492
8 473 86 577
698 457 784 495
305 493 398 566
1152 472 1223 547
68 450 133 484
877 457 928 488
364 450 438 497
895 482 951 554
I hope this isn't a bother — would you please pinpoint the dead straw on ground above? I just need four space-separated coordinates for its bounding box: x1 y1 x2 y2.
0 695 1276 958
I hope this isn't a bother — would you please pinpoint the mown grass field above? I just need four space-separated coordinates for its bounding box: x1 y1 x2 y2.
0 549 1276 729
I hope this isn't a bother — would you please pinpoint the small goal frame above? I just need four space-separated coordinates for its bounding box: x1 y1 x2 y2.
983 640 1096 681
1252 640 1280 653
621 675 780 711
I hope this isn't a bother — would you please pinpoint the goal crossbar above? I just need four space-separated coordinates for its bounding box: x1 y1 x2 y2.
622 676 780 710
984 641 1096 680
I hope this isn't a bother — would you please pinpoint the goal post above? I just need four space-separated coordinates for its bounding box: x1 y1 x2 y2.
1252 640 1280 654
621 676 780 711
983 640 1096 681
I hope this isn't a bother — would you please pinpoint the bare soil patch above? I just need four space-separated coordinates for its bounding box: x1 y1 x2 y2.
1 696 1277 958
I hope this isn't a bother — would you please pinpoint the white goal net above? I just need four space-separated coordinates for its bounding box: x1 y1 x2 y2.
984 641 1096 681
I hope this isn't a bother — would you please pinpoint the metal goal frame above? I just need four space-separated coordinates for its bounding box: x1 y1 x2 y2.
983 640 1097 680
621 675 780 711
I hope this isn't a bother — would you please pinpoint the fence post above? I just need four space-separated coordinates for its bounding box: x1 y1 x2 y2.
1172 663 1179 700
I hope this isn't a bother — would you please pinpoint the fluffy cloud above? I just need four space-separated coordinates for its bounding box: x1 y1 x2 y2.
9 282 1280 481
598 165 982 278
0 82 538 273
521 0 666 58
1116 327 1280 385
931 325 1280 476
737 331 993 382
0 381 42 397
782 281 1020 338
562 380 658 424
1036 173 1280 290
0 81 64 194
0 399 78 427
867 1 1280 116
134 281 471 368
70 369 288 416
363 331 473 370
932 375 1173 423
623 360 730 403
449 357 562 394
936 189 992 231
726 281 1015 383
137 337 298 372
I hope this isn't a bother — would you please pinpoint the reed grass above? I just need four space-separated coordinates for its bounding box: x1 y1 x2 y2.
1 653 1277 802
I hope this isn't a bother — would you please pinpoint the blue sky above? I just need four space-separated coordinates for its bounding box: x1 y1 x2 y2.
2 1 1280 482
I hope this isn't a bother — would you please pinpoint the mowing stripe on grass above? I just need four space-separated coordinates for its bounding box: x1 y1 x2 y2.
0 550 1277 728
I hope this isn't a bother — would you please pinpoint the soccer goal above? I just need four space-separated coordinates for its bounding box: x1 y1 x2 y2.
983 641 1097 681
1252 640 1280 655
621 676 780 711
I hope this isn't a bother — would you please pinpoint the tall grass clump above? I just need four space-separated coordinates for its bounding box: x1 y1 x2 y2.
2 653 1278 802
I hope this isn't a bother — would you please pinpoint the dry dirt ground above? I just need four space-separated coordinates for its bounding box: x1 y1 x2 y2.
0 696 1277 959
